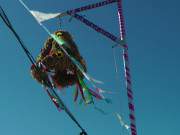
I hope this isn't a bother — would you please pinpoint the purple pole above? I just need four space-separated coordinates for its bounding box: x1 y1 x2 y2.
66 0 117 14
67 12 121 44
117 0 138 135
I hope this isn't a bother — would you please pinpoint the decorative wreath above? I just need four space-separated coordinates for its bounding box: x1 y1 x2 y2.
31 30 87 88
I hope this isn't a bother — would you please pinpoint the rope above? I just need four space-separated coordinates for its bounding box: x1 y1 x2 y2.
112 47 118 73
0 6 87 135
49 88 86 133
0 6 36 65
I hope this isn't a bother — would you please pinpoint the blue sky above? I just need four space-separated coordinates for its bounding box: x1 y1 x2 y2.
0 0 180 135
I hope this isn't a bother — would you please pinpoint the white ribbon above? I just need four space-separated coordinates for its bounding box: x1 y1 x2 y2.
115 113 130 130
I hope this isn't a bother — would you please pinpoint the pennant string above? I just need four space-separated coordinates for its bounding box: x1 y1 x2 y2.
18 0 104 94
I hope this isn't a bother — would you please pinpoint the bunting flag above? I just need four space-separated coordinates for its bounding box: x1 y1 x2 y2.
30 10 60 22
115 113 130 131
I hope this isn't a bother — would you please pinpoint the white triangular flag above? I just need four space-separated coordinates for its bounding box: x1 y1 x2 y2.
30 10 67 23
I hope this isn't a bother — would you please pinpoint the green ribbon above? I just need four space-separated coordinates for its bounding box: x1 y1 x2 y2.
78 75 93 104
51 34 66 45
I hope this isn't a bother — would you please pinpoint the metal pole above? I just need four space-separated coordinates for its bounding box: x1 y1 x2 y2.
66 0 117 14
117 1 138 135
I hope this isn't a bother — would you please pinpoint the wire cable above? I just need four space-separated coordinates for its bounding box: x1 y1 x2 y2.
0 6 87 135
